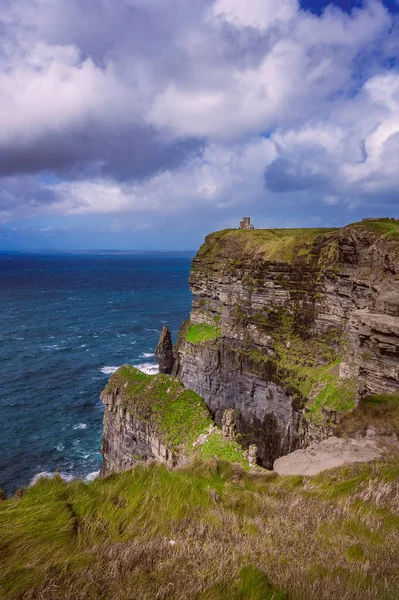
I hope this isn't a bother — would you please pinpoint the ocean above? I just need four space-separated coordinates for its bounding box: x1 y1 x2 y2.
0 252 194 495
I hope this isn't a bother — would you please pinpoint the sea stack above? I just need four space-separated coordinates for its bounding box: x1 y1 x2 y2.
155 325 175 374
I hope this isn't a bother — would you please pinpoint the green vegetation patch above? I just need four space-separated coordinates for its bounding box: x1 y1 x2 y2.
103 366 213 451
354 218 399 241
200 431 248 469
238 313 356 422
274 335 356 421
200 566 286 600
185 323 220 344
196 227 336 265
337 392 399 438
1 457 399 599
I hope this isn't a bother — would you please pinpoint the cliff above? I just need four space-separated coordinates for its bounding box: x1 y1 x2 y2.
173 219 399 468
100 365 247 475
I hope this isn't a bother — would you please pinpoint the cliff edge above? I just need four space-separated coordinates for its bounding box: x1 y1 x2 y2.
173 219 399 468
100 365 247 475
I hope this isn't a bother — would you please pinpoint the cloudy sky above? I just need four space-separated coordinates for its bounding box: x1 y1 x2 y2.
0 0 398 250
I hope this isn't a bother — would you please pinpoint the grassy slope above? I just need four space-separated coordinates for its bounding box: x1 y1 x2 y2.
354 218 399 240
1 457 398 600
195 227 336 264
195 219 399 265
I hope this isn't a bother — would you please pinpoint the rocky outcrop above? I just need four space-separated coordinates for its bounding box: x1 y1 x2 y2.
100 364 248 476
273 435 382 476
173 221 399 468
155 325 175 374
100 365 213 475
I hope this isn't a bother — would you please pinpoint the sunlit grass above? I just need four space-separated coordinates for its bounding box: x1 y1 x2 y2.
1 456 399 599
185 323 221 344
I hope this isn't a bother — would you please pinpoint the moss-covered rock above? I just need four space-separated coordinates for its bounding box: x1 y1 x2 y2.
101 366 247 474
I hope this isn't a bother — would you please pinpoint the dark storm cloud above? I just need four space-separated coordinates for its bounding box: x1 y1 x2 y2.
0 176 59 223
264 158 330 193
0 124 203 182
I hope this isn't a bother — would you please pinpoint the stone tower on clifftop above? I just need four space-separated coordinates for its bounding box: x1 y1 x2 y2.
239 217 254 230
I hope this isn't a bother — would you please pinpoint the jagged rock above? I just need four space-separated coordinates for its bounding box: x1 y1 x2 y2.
248 445 258 467
100 365 213 476
155 325 175 374
222 408 237 440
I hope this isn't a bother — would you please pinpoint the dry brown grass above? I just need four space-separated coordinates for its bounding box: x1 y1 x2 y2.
1 458 399 600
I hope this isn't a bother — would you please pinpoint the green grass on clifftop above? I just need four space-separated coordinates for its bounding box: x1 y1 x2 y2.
185 323 221 344
1 457 398 599
354 218 399 241
103 366 213 451
196 227 336 264
102 367 245 464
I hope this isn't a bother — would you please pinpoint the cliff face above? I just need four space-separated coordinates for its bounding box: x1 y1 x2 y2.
174 220 399 468
100 365 248 475
100 366 210 475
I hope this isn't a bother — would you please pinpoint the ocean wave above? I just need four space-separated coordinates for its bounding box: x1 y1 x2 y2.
73 423 87 430
136 362 159 375
30 469 100 487
85 470 100 482
141 352 154 358
30 471 75 486
100 366 120 375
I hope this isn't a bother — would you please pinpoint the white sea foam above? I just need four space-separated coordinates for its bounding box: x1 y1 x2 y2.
73 423 87 430
136 362 159 375
141 352 154 358
29 471 75 486
30 469 100 487
100 366 120 375
56 443 65 452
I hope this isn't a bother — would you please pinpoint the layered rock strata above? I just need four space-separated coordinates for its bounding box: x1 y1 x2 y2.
173 221 399 468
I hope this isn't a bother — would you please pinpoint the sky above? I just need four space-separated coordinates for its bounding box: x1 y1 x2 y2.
0 0 398 250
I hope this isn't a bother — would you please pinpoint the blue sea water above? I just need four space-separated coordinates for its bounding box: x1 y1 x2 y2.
0 252 193 495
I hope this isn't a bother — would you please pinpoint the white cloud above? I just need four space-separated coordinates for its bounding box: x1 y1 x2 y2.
212 0 298 31
44 137 276 217
0 0 397 230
